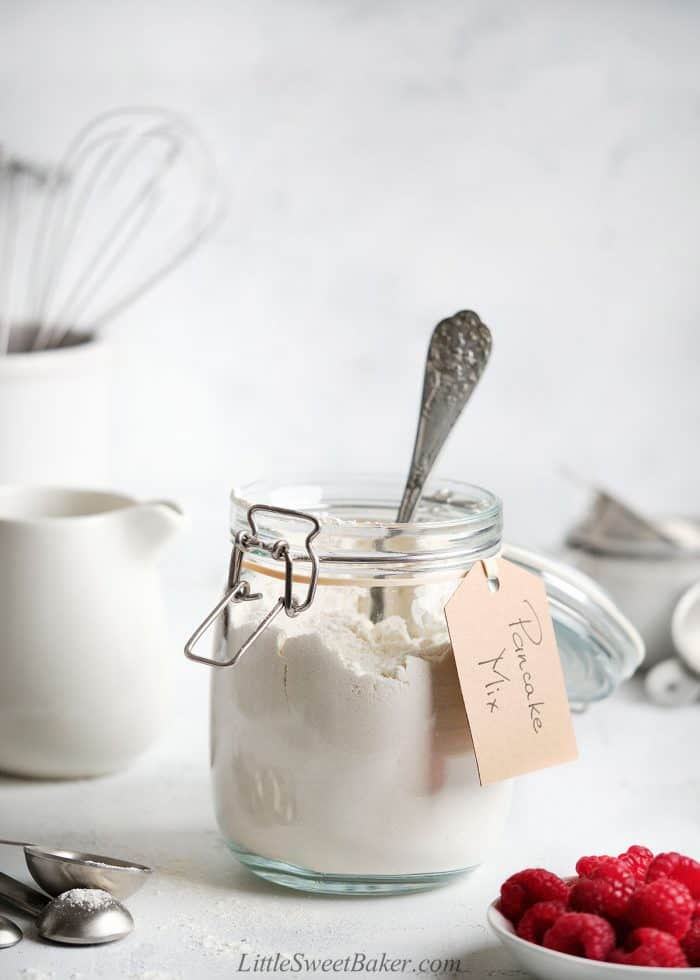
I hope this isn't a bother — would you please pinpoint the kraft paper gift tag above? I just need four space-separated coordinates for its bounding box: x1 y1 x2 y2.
444 557 578 786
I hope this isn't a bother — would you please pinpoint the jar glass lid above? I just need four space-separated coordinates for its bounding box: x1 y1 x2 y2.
505 544 643 704
231 475 503 575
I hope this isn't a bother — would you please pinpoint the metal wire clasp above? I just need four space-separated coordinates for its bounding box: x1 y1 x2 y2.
184 504 321 668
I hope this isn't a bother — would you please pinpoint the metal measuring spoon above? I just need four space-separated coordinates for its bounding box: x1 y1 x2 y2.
0 872 133 945
0 915 22 949
0 840 152 900
369 310 492 621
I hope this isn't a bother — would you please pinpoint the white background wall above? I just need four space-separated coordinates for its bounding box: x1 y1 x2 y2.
2 0 699 586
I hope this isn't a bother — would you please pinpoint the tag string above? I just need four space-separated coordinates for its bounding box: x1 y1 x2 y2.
480 555 501 592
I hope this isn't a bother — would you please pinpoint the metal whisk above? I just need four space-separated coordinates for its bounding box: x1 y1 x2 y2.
0 153 58 354
1 107 224 354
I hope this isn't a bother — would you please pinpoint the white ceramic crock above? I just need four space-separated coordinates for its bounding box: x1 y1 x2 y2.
0 327 111 486
0 486 184 778
565 520 700 668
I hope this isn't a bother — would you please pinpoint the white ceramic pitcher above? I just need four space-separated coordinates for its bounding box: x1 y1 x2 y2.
0 487 184 778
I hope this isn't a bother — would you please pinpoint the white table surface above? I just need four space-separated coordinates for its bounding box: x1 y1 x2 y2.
2 582 698 980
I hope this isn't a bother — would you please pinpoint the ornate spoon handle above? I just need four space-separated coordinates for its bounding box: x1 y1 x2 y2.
396 310 492 523
369 310 492 623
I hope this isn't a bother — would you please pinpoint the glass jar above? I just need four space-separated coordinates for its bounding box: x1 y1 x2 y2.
186 475 643 895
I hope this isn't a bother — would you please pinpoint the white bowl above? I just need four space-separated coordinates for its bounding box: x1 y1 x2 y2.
487 901 699 979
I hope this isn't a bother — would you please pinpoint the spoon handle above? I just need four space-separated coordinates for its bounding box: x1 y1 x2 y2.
0 839 35 848
397 310 492 523
0 872 46 917
369 310 492 624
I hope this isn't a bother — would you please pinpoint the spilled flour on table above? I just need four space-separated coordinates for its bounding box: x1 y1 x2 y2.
184 922 251 958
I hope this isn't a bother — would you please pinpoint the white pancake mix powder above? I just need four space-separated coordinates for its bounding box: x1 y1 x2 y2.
51 888 114 911
211 575 512 877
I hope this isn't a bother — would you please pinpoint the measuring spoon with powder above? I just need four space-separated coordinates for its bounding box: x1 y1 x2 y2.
0 840 151 900
0 872 133 944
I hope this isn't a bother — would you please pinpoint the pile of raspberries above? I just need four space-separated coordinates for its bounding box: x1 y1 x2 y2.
498 846 700 968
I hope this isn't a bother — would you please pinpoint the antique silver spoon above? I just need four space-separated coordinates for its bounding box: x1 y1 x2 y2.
0 872 133 945
370 310 492 622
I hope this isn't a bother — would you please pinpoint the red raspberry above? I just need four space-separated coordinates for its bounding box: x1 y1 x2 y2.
648 851 700 900
569 858 636 920
626 878 694 938
543 912 615 960
681 915 700 967
618 845 654 883
516 901 567 945
610 927 689 967
499 869 569 925
575 854 612 878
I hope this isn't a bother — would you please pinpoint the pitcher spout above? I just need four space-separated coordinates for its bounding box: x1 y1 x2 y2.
122 499 185 558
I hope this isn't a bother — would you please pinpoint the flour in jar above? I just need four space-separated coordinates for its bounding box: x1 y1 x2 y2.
211 575 513 876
